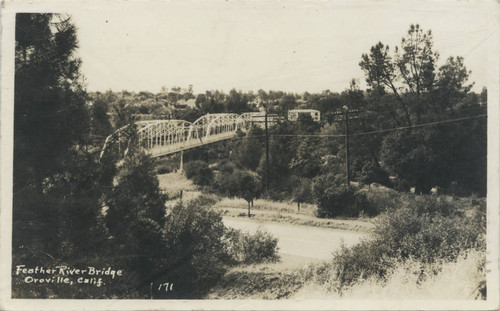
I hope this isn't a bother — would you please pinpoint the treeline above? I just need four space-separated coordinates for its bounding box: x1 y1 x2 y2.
89 87 303 128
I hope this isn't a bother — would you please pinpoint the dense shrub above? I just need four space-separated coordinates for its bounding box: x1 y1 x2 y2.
189 193 219 207
224 228 280 265
358 186 474 218
155 165 171 174
357 185 401 213
215 159 241 174
358 162 391 187
184 160 213 186
354 191 378 217
160 200 230 298
393 177 411 192
312 173 372 218
154 157 172 174
330 202 486 290
326 240 394 291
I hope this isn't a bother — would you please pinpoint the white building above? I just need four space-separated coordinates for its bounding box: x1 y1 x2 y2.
245 112 283 128
288 109 320 122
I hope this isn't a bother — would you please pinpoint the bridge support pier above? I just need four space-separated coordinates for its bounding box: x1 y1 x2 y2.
179 151 184 172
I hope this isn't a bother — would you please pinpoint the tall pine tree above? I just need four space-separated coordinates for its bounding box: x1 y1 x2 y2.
13 13 104 262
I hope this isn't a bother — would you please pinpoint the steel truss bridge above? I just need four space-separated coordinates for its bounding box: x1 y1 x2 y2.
101 113 257 159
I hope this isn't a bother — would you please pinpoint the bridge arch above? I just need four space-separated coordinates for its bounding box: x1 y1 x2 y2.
101 112 259 159
137 120 193 156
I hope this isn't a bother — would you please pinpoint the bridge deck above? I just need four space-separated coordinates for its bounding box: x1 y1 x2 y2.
146 131 235 157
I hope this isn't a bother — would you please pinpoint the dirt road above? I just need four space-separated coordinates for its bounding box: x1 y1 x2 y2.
223 217 367 260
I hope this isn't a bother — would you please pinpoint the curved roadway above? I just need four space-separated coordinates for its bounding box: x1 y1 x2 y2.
223 217 367 260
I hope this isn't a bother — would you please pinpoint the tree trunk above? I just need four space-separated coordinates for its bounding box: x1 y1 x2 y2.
297 201 300 211
248 201 251 217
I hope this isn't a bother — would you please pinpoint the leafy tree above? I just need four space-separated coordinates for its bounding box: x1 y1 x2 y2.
257 89 269 101
360 24 439 125
224 89 249 113
358 162 391 187
359 42 405 121
184 160 214 186
295 113 321 134
218 169 262 217
89 95 113 143
257 122 294 197
171 107 203 123
480 87 487 104
230 126 264 171
278 94 297 115
161 197 230 298
290 140 321 178
380 129 438 194
310 92 343 120
432 56 474 114
105 152 168 295
395 24 438 96
113 97 136 128
360 24 485 196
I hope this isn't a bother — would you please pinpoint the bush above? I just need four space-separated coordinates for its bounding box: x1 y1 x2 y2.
224 228 280 265
155 164 171 174
393 177 411 192
354 191 379 217
358 162 391 187
154 157 177 174
160 200 230 298
189 193 219 207
312 173 367 218
184 160 213 186
329 202 486 290
358 187 470 218
329 240 394 291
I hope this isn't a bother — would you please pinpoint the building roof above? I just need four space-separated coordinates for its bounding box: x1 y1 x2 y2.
289 109 320 113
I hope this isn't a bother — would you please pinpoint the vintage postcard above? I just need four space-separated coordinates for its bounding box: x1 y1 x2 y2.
1 0 499 310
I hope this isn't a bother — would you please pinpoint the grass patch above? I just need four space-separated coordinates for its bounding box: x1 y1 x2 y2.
292 249 485 300
157 172 196 196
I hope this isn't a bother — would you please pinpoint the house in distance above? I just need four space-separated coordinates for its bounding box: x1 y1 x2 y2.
288 109 321 122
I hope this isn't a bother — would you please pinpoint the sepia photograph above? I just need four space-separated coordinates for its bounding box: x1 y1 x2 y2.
0 0 498 310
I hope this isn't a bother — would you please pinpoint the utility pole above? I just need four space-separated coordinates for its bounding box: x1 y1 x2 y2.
345 110 351 188
265 110 270 193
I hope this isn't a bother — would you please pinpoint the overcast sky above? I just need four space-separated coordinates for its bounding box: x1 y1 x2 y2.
68 1 495 94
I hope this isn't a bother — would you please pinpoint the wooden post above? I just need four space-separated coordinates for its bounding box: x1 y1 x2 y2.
345 110 351 188
265 111 269 192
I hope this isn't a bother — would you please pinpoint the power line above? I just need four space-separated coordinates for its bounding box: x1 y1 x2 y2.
265 114 487 139
352 114 486 137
